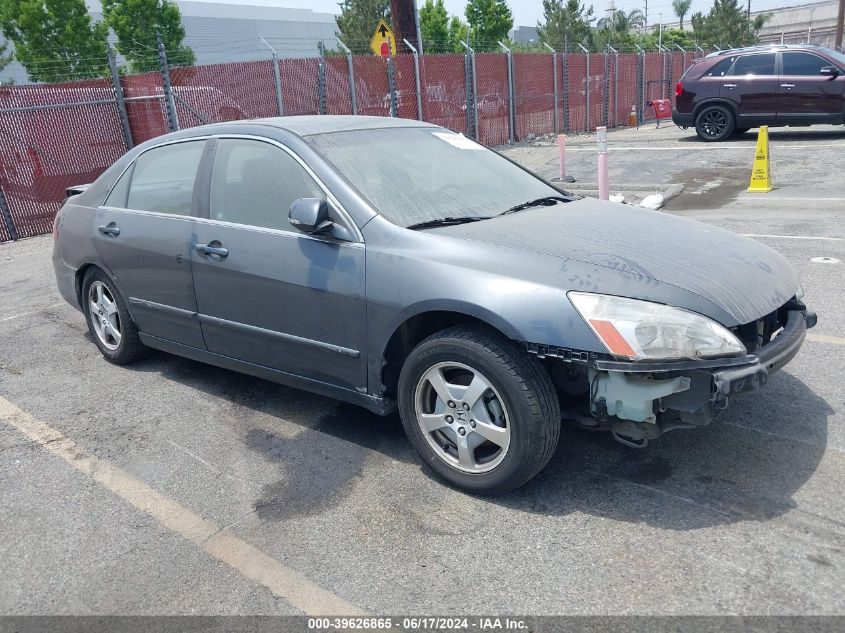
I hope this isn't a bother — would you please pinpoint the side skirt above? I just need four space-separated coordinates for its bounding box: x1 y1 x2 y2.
138 333 396 416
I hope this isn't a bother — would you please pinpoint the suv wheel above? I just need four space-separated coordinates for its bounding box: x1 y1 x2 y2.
398 326 560 495
695 105 735 141
82 268 147 364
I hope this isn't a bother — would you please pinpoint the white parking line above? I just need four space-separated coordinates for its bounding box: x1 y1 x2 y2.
563 143 845 152
807 333 845 346
0 302 65 322
0 396 366 616
741 233 845 242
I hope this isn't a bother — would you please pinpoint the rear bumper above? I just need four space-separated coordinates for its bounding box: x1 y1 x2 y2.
672 109 695 127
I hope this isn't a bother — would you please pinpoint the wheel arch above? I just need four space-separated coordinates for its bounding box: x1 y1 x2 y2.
693 98 737 122
376 305 519 400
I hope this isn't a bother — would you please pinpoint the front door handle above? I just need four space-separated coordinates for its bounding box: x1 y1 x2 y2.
98 223 120 237
195 242 229 260
723 83 737 89
780 83 795 88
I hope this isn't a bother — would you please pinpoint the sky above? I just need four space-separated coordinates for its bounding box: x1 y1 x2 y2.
190 0 822 28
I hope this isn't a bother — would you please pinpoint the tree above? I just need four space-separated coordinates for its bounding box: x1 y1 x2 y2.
103 0 194 72
691 0 766 48
672 0 692 31
465 0 513 51
336 0 390 54
448 15 469 52
0 36 11 74
537 0 594 49
0 0 108 83
419 0 449 53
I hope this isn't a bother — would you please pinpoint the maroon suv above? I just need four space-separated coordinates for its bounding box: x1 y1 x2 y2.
673 44 845 141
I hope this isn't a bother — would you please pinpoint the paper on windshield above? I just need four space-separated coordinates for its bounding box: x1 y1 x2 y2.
431 131 483 150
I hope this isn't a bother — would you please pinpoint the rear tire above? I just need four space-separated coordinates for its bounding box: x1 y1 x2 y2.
398 326 560 495
82 268 146 364
695 105 735 141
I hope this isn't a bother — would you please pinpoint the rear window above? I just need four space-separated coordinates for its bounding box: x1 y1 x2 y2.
704 58 735 77
126 141 205 215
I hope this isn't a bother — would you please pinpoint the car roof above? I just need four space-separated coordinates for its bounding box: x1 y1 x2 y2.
227 115 438 137
705 44 833 58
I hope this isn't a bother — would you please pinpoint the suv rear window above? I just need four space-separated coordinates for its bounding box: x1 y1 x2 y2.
704 58 735 77
729 54 776 76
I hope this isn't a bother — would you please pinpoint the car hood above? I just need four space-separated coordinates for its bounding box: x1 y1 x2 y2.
429 197 799 325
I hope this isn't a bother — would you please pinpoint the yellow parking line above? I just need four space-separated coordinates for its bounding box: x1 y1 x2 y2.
0 396 365 616
807 333 845 346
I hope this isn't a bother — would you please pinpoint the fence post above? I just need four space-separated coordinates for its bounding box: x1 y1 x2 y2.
461 41 478 139
635 44 645 123
675 43 687 77
607 44 618 128
562 36 569 133
499 41 515 144
107 44 133 150
386 53 398 118
404 39 423 121
602 47 609 127
0 187 17 242
317 48 327 115
543 43 558 134
157 32 179 132
578 43 589 132
336 39 356 116
260 37 285 116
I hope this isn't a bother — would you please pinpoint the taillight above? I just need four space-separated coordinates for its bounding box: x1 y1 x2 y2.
52 208 61 240
675 81 683 98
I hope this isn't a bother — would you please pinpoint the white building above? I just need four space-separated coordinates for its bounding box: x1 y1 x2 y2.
1 0 339 85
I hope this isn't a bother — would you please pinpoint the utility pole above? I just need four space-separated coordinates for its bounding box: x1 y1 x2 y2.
658 12 663 49
391 0 419 52
747 0 751 19
644 0 648 30
836 0 844 50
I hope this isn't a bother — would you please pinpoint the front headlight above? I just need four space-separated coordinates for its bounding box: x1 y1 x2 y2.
568 292 746 361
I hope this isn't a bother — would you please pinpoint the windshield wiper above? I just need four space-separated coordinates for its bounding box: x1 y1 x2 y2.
406 216 493 230
499 196 570 216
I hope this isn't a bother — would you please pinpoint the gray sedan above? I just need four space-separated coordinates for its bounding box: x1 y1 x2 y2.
52 116 816 494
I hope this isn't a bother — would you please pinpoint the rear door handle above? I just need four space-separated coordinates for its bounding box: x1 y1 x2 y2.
780 83 795 88
98 223 120 237
195 242 229 260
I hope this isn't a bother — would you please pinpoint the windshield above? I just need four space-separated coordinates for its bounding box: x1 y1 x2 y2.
307 127 563 228
825 48 845 67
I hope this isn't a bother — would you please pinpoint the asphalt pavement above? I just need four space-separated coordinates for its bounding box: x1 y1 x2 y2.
1 124 843 616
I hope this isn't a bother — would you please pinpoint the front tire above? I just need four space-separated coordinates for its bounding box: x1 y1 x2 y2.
82 268 146 364
695 105 735 141
398 326 560 495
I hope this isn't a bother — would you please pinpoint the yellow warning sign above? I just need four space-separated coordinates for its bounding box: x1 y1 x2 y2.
370 19 397 58
747 125 773 193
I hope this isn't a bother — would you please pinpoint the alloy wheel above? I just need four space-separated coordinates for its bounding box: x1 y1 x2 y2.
414 361 511 474
700 109 728 139
88 281 122 351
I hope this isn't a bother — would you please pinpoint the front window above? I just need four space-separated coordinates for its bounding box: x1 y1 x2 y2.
307 127 562 228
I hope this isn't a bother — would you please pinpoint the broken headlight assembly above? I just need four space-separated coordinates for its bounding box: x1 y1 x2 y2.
568 292 746 361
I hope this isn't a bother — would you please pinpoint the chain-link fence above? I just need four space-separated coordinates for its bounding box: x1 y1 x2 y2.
0 43 699 243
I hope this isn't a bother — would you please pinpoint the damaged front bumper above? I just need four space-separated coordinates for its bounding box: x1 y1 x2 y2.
529 308 816 445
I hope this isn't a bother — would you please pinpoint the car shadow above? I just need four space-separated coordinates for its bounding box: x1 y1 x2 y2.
127 351 831 531
675 128 845 143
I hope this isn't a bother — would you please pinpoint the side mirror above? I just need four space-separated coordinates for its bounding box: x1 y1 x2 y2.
289 198 333 234
820 66 840 78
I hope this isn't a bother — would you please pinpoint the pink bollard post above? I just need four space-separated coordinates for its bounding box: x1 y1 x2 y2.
597 126 609 201
556 134 575 183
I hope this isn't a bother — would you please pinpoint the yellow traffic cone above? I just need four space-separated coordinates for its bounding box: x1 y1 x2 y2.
747 126 773 193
